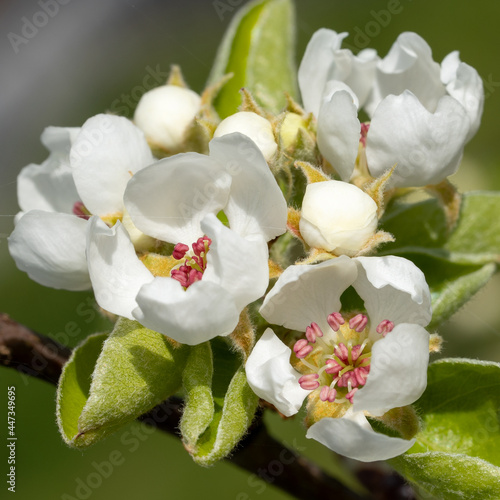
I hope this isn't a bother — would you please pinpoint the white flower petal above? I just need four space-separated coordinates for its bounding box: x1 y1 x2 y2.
70 114 154 216
18 127 80 214
306 411 415 462
209 133 287 241
260 257 357 333
353 256 432 334
245 329 309 416
441 51 484 141
366 91 470 187
365 32 445 116
298 29 348 116
353 323 429 416
124 153 231 244
133 278 240 345
201 213 269 311
8 211 90 291
86 216 153 319
317 91 360 182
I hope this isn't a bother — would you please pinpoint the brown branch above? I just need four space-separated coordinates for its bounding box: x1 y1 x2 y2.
0 314 412 500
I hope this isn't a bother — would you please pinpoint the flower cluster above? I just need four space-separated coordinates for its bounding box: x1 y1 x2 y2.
8 26 482 463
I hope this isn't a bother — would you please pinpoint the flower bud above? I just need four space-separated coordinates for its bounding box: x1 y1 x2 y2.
299 180 378 255
133 85 201 151
280 112 308 150
214 111 277 161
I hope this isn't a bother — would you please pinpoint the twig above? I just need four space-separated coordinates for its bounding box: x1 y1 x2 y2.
0 314 389 500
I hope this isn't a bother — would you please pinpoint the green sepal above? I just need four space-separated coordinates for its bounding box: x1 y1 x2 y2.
180 339 259 466
57 318 188 448
391 358 500 499
208 0 297 118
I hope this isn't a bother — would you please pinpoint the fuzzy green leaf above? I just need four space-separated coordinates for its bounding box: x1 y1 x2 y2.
182 339 259 466
59 318 188 448
391 359 500 499
208 0 297 118
57 333 107 445
381 191 500 265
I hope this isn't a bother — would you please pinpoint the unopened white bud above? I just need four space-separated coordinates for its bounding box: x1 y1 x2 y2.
299 180 378 255
134 85 201 151
214 111 277 161
280 112 307 149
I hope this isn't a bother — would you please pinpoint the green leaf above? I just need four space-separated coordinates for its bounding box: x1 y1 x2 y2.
208 0 297 118
57 333 107 445
391 358 500 499
181 339 259 466
58 318 188 448
381 191 500 265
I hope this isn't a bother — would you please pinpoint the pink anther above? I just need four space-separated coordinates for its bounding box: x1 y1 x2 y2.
334 343 349 363
360 122 370 147
349 314 368 332
353 366 369 386
298 373 320 391
337 371 354 388
350 344 363 362
72 201 90 220
293 339 313 359
376 320 394 336
319 386 337 403
172 243 189 260
327 312 344 332
345 388 358 404
325 358 343 375
305 322 324 343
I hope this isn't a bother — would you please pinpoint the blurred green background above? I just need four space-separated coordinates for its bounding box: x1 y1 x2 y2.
1 0 500 498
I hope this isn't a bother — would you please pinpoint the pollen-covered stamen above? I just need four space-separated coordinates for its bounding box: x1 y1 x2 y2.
171 236 212 289
299 373 320 390
349 314 368 332
327 312 344 331
73 201 91 220
376 319 394 336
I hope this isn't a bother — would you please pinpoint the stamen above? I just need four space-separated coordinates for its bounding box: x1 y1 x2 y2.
73 201 91 220
327 312 344 331
349 314 368 332
171 236 211 289
320 386 337 403
360 122 370 147
345 388 358 404
334 343 349 363
325 358 343 375
172 243 189 260
376 319 394 336
293 339 313 359
305 322 324 343
298 373 320 390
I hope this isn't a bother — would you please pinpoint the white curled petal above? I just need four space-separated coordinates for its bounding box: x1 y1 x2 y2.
245 329 309 416
260 256 357 333
124 153 231 244
306 411 415 462
70 114 154 216
366 91 470 187
441 51 484 141
133 278 240 345
321 81 360 109
366 32 445 116
201 214 269 311
40 126 80 154
8 211 90 291
209 133 287 241
298 29 348 116
353 256 432 332
86 216 153 319
353 324 429 416
344 48 379 108
17 161 79 214
317 90 360 182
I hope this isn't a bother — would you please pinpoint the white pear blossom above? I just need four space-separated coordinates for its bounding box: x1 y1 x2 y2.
86 133 287 345
8 114 154 290
133 84 201 151
299 180 378 255
301 30 484 187
213 111 278 162
245 255 431 462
